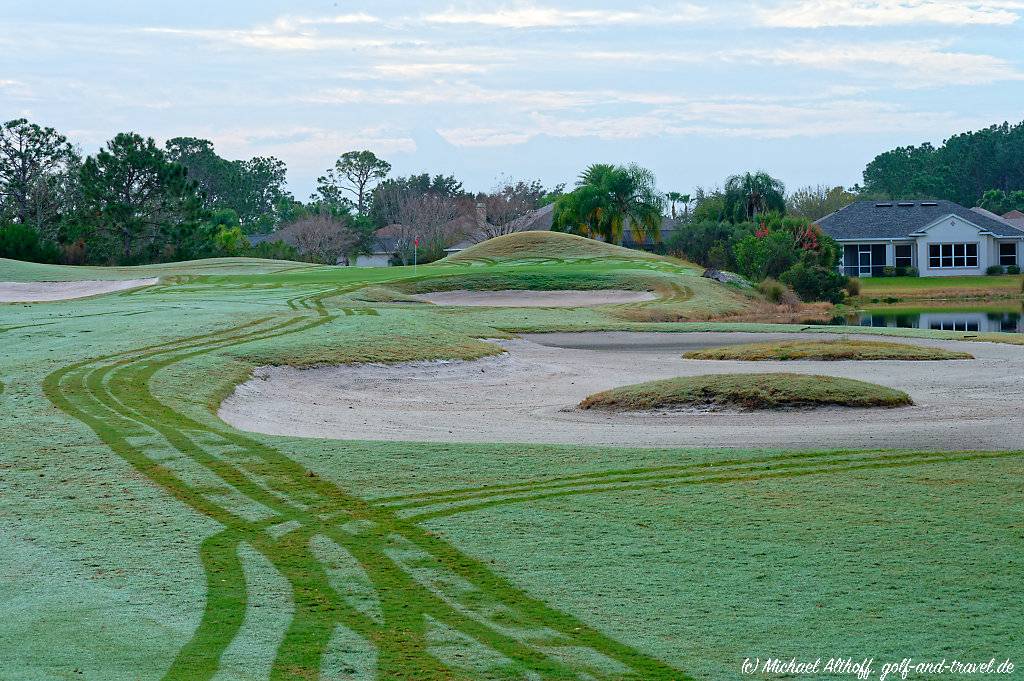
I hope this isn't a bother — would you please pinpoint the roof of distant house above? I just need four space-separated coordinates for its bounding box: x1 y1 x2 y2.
503 202 555 232
246 232 285 247
817 200 1024 240
1002 209 1024 229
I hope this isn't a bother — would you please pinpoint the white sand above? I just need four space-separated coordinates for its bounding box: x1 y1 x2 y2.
408 289 657 307
219 331 1024 451
0 278 158 302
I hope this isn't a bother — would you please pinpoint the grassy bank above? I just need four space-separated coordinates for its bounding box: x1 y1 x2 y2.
857 273 1024 301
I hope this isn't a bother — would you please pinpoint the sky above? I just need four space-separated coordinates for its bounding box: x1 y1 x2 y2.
2 1 1023 199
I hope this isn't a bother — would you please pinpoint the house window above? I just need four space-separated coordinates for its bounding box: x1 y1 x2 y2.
928 243 978 269
894 244 913 268
999 242 1018 267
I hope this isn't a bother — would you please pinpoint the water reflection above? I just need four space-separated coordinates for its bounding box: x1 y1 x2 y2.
830 308 1024 333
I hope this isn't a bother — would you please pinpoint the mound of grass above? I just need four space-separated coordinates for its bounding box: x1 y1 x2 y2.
0 256 316 282
440 231 663 264
579 373 913 411
684 339 973 361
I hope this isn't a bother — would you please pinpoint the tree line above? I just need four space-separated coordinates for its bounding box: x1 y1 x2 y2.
0 118 563 266
857 120 1024 207
4 115 1023 301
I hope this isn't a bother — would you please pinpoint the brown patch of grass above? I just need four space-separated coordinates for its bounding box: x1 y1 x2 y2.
710 300 835 325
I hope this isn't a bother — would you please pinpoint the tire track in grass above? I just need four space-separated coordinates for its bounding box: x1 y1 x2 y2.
44 288 686 680
395 449 1023 523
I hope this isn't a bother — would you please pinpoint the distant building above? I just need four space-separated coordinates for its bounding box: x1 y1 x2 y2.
816 200 1024 277
1003 210 1024 230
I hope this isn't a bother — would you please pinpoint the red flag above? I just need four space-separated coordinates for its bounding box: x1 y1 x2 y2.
414 236 419 247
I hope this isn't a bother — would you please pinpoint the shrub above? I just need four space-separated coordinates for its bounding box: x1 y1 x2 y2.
882 266 897 277
0 223 61 263
61 238 87 265
246 240 301 261
757 278 786 303
845 276 862 297
986 265 1005 275
780 261 847 303
734 230 798 281
906 267 919 277
1007 264 1021 275
667 219 752 268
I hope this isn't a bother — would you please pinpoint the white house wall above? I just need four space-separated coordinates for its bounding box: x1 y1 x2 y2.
914 215 995 277
354 254 392 267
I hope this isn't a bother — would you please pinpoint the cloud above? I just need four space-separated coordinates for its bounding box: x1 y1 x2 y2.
143 26 392 51
205 126 416 179
437 99 982 147
742 41 1024 85
372 63 491 78
423 3 710 28
759 0 1024 28
300 84 586 109
0 79 33 98
582 40 1024 86
270 13 380 30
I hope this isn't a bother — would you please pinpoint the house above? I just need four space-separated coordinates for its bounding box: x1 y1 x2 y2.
620 216 682 253
354 226 402 267
1003 210 1024 230
443 203 557 255
816 200 1024 277
442 238 475 256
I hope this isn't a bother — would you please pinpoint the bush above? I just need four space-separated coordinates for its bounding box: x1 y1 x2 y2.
845 276 862 297
0 223 61 263
757 278 786 303
780 261 847 303
1007 264 1021 275
667 219 753 268
881 266 897 277
986 265 1005 275
734 230 799 281
246 239 301 261
906 267 919 277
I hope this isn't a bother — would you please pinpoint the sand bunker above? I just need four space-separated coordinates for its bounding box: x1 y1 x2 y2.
220 331 1024 451
0 278 158 302
408 289 657 307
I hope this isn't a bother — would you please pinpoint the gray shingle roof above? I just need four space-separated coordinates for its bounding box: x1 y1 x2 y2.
246 232 284 247
817 200 1024 240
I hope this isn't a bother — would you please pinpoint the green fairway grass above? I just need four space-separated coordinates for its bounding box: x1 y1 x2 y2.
578 373 913 411
684 338 973 361
2 236 1021 679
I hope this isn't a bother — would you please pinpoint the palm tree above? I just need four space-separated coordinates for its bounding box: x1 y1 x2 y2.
665 191 683 219
553 163 664 244
724 171 785 222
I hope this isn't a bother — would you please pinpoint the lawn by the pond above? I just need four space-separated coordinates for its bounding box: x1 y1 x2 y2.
2 238 1022 679
858 273 1023 300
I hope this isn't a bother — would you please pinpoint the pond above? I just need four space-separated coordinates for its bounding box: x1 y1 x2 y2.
829 305 1024 333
